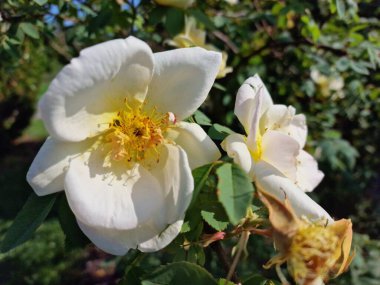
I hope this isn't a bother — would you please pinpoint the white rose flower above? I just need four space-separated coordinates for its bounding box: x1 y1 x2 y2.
27 37 222 255
222 75 328 220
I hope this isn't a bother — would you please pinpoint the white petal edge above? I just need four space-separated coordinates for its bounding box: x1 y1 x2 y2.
221 133 254 177
254 161 332 222
64 153 165 231
40 36 154 142
77 218 161 255
246 86 262 153
168 122 221 169
26 137 92 196
234 74 273 133
296 150 324 192
145 47 222 120
138 220 183 252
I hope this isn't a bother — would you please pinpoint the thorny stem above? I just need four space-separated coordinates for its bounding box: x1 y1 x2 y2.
225 231 250 284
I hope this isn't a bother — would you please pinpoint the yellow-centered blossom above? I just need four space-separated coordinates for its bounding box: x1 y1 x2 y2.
222 75 329 221
27 37 222 255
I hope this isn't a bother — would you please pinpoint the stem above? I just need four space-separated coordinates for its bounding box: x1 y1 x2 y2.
225 231 250 284
211 242 239 283
124 250 146 275
275 264 290 285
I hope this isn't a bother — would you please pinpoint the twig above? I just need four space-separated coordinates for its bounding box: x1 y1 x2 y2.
211 241 239 283
212 30 239 54
225 231 250 284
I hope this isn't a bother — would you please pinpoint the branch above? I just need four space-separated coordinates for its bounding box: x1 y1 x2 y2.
210 241 239 284
225 231 250 284
240 38 347 62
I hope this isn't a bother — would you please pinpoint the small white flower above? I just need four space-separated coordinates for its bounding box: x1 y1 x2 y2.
222 75 328 220
27 37 222 255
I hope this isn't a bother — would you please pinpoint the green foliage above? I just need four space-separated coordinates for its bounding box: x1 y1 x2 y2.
141 261 218 285
0 219 85 285
0 193 56 253
208 124 234 140
57 194 90 250
242 274 280 285
216 163 255 225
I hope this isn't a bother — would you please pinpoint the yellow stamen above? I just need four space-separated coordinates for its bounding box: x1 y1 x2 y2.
288 224 339 284
105 98 173 166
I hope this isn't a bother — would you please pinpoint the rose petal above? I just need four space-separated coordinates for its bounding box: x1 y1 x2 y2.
26 137 92 196
138 220 183 252
145 47 221 120
77 218 160 255
149 144 194 222
40 37 154 142
64 153 165 231
261 131 300 181
260 105 307 148
168 122 221 169
234 74 273 133
254 161 332 222
66 144 193 255
296 150 324 192
221 133 254 177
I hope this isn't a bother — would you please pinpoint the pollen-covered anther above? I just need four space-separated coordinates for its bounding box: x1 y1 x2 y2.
288 224 339 284
106 99 173 164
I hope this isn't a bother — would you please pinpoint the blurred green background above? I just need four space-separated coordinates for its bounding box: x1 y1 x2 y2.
0 0 379 284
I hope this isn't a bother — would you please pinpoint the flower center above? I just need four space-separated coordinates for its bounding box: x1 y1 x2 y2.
106 99 173 164
249 133 263 162
288 224 339 283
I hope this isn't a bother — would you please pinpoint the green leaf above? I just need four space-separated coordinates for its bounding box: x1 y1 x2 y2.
216 163 254 225
149 7 167 26
0 193 57 253
243 274 280 285
183 208 203 241
187 244 205 265
336 0 346 19
165 8 185 36
349 60 370 75
208 124 234 140
142 261 218 285
117 249 146 284
19 23 39 39
193 110 212 126
190 163 215 208
201 208 229 231
189 9 215 30
181 221 191 233
33 0 48 5
336 57 350 71
218 279 235 285
57 194 90 250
